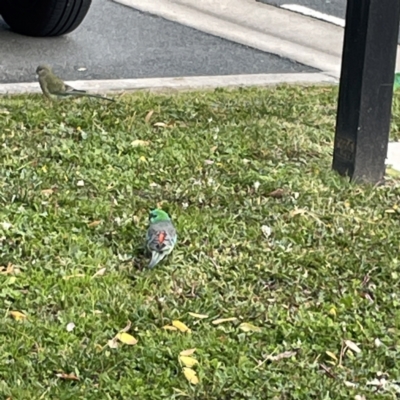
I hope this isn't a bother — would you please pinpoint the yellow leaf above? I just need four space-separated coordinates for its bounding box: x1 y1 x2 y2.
328 307 336 317
212 317 237 325
10 311 26 321
154 122 167 127
41 188 54 196
162 325 178 331
239 322 262 333
188 312 209 319
139 156 147 162
179 348 197 356
325 351 338 362
172 320 191 333
145 110 154 123
131 139 150 147
116 332 138 345
182 367 199 385
42 165 47 173
179 355 199 367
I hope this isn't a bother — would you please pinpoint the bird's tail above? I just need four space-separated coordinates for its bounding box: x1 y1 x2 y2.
66 91 115 102
82 93 116 102
148 251 166 269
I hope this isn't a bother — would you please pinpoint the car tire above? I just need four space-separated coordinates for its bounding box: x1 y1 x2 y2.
0 0 92 37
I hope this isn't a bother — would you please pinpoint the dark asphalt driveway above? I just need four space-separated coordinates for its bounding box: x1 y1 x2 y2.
0 0 314 84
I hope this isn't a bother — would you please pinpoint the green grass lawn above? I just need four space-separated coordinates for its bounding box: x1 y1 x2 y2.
1 86 400 399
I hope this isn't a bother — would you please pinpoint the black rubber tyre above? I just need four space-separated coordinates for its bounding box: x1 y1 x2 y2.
0 0 92 37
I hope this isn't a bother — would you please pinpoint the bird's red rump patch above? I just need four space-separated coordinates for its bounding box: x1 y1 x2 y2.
158 231 166 244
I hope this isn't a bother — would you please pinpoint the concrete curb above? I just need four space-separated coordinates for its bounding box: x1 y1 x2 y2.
0 73 337 95
114 0 400 78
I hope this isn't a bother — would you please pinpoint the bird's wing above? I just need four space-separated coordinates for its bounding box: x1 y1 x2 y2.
64 84 86 94
45 73 67 95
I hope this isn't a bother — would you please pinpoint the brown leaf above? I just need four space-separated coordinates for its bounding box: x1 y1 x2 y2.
55 372 80 381
0 263 18 275
87 220 102 228
145 109 154 123
267 188 286 198
319 363 336 379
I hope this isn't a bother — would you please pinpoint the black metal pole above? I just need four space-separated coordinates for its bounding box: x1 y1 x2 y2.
333 0 400 183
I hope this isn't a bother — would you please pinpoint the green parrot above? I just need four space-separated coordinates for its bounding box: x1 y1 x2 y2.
36 65 115 102
146 209 177 269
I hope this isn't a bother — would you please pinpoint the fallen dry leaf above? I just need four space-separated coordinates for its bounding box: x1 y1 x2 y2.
239 322 262 333
9 311 27 321
188 312 208 319
261 225 272 238
180 348 197 356
0 263 19 275
325 351 338 362
267 188 286 198
153 122 167 127
87 220 102 228
212 317 237 325
344 340 361 354
179 355 199 368
131 139 150 147
266 350 298 361
66 322 75 332
41 188 54 196
116 332 137 345
108 338 119 349
319 363 336 379
92 267 106 277
172 320 191 333
55 372 80 381
63 274 85 280
182 367 199 385
120 321 132 333
145 109 154 123
162 325 178 331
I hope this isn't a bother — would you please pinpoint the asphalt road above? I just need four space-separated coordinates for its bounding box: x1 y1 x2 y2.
0 0 314 84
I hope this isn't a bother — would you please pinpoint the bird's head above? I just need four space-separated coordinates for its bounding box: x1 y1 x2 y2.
36 65 52 77
149 209 171 223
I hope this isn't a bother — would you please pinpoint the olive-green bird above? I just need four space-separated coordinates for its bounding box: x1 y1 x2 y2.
36 65 115 102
